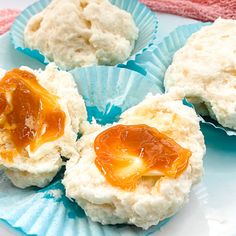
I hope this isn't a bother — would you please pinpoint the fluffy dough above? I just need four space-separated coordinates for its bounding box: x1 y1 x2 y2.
0 64 87 188
24 0 139 70
63 93 205 229
165 18 236 130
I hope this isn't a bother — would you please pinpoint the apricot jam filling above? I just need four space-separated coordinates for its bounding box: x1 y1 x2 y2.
94 124 192 190
0 69 66 159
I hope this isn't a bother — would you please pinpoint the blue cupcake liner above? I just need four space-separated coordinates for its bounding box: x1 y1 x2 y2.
0 66 167 236
127 22 210 83
125 22 236 136
0 175 169 236
71 66 162 124
10 0 158 69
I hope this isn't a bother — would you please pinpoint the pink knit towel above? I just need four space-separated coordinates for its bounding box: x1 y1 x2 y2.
0 9 20 35
140 0 236 22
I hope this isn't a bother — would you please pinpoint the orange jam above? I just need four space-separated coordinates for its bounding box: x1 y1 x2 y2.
0 93 7 114
0 69 66 158
94 124 192 190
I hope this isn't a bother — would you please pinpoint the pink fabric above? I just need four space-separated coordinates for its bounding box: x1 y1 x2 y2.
140 0 236 22
0 9 20 35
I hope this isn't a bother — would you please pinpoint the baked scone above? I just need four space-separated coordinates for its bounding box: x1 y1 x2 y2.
63 93 205 229
165 18 236 130
24 0 139 69
0 64 87 188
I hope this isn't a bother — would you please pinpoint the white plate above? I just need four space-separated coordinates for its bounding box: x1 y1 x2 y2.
0 8 235 236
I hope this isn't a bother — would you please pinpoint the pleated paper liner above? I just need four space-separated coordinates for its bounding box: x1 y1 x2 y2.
71 66 163 124
0 66 168 236
10 0 158 69
125 22 236 136
0 173 169 236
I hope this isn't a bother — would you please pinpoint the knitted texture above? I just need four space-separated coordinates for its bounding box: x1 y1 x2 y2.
140 0 236 22
0 9 20 35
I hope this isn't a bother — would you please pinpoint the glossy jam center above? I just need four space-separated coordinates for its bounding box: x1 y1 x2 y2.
94 124 192 190
0 69 66 158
